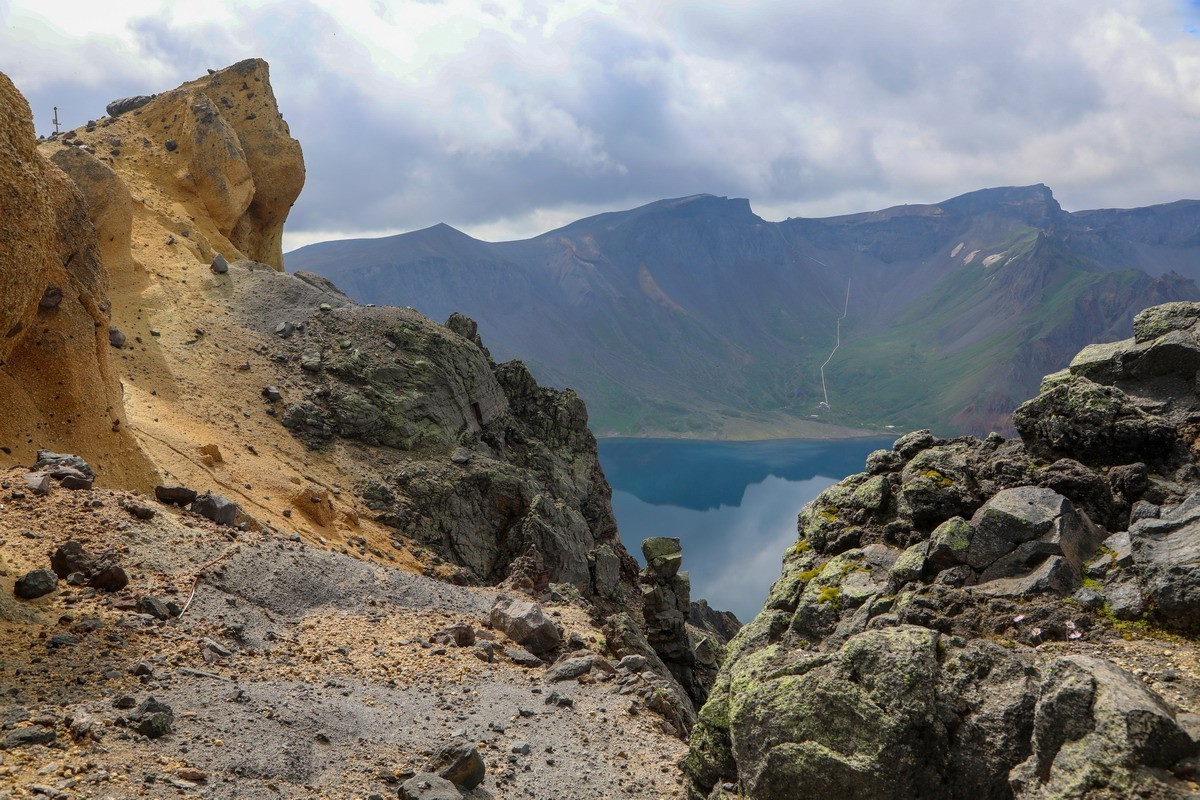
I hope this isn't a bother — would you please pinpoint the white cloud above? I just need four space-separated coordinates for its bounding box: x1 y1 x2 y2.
3 0 1199 242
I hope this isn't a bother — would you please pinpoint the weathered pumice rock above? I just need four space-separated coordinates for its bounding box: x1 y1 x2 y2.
686 303 1200 799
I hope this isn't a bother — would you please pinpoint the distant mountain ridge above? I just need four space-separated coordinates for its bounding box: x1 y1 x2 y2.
287 185 1200 437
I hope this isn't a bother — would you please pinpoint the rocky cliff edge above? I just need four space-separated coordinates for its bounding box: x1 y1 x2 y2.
686 302 1200 799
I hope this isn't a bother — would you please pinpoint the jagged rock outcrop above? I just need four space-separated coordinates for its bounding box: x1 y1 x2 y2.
47 59 303 271
0 71 154 486
686 301 1200 799
640 537 707 704
216 257 637 602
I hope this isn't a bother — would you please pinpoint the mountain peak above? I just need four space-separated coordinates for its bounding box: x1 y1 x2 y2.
939 184 1062 222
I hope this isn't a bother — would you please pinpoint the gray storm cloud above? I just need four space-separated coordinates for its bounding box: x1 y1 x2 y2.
3 0 1198 245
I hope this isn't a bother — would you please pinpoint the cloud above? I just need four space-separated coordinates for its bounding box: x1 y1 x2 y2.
2 0 1199 245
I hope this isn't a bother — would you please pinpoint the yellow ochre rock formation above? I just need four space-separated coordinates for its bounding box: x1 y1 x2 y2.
0 71 155 487
20 59 399 554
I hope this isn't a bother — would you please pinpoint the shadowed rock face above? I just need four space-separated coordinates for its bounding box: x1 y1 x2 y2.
0 71 155 487
685 302 1200 800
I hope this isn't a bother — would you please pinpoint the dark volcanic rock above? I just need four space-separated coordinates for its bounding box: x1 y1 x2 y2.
14 569 57 599
51 541 96 578
422 737 485 790
688 599 742 645
684 302 1200 800
191 491 238 526
154 485 197 506
106 95 153 116
127 697 174 738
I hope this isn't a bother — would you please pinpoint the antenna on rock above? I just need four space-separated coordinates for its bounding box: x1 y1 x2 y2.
52 106 61 135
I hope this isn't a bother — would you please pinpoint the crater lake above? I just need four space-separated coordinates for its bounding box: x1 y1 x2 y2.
598 437 896 622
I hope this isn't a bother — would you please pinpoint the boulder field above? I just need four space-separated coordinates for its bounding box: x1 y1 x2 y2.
685 302 1200 799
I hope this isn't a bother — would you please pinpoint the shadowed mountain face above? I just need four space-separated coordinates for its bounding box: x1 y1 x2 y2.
288 186 1200 437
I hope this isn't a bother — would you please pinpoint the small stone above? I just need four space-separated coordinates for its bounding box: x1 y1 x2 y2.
616 654 648 673
545 691 573 708
210 254 229 274
128 697 174 738
108 327 126 348
38 286 63 309
51 542 95 578
121 500 156 520
262 386 282 402
90 563 129 592
164 139 177 152
274 321 295 338
113 694 137 709
136 596 172 620
21 473 52 496
505 646 544 667
300 348 323 372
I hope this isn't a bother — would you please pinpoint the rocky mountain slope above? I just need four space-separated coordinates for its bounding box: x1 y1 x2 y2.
0 61 726 799
684 301 1200 799
288 188 1200 438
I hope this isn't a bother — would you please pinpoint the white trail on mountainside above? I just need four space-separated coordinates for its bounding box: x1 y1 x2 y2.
819 278 851 408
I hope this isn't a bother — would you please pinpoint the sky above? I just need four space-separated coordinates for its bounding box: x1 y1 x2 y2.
2 0 1200 252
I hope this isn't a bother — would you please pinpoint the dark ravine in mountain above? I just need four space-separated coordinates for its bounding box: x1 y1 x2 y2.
288 186 1200 438
683 301 1200 799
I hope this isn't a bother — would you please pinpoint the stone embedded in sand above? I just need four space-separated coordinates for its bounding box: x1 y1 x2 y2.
400 773 462 800
192 491 238 526
127 697 174 738
155 485 198 506
290 483 336 526
198 443 224 467
211 253 229 274
422 737 485 790
14 569 58 599
38 286 62 308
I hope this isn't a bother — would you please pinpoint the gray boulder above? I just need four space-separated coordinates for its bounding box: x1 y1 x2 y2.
588 544 621 599
488 595 561 656
1010 656 1196 798
422 737 485 790
1128 493 1200 628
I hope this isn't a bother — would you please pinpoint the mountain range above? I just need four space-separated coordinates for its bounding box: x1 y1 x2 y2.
287 185 1200 438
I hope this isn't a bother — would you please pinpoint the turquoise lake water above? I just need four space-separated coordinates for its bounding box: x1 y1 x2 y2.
597 437 895 623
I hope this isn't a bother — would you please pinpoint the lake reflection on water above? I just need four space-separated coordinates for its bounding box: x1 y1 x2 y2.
598 437 894 622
